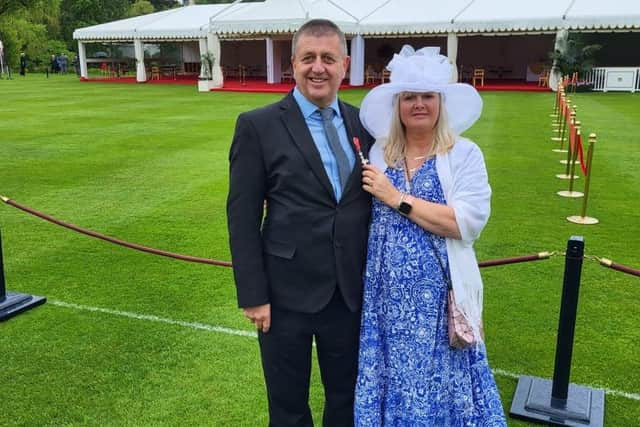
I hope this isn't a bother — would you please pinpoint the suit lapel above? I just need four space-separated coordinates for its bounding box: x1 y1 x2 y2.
338 101 363 199
280 94 336 200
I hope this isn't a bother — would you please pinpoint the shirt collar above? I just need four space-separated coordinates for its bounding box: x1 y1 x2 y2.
293 87 341 120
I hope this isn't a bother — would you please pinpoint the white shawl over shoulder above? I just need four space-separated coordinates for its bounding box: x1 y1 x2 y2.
369 138 491 341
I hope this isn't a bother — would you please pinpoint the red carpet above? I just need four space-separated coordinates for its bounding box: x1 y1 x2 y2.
82 77 550 92
82 75 198 85
214 78 550 93
472 79 551 92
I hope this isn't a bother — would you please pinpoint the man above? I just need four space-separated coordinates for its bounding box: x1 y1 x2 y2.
19 53 26 76
227 19 373 427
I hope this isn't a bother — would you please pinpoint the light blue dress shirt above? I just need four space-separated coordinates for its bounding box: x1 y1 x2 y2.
293 87 356 201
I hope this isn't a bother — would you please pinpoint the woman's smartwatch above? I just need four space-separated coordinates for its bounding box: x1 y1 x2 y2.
396 193 413 216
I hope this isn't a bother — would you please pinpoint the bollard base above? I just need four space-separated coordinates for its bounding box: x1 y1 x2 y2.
0 291 46 321
567 215 599 225
510 375 604 426
557 191 584 198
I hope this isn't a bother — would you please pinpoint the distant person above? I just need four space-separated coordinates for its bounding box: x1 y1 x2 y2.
72 55 80 76
19 52 26 76
56 54 64 74
50 55 59 74
60 53 68 74
354 45 506 425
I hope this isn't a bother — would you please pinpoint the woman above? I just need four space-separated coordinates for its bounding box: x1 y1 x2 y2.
354 46 506 426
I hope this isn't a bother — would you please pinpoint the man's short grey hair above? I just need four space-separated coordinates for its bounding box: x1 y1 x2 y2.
291 19 348 58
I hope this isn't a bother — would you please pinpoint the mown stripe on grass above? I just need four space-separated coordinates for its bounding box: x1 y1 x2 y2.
50 299 640 402
50 300 256 338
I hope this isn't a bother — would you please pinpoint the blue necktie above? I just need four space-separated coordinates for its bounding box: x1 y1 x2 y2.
319 107 351 190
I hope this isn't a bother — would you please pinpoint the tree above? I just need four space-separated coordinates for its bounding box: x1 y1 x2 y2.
128 0 155 17
194 0 262 4
0 0 41 15
549 33 601 77
0 0 65 71
149 0 179 10
59 0 130 48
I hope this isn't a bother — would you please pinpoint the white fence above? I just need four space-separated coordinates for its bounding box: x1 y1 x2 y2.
585 67 640 92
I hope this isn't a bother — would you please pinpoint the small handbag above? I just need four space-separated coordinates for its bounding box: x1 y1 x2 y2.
446 285 477 350
432 244 481 350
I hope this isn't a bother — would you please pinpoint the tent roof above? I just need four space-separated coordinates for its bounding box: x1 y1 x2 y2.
450 0 569 33
73 0 640 42
564 0 640 30
209 0 361 35
73 4 234 40
354 0 470 35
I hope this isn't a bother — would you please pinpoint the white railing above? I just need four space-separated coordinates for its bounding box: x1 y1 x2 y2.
585 67 640 92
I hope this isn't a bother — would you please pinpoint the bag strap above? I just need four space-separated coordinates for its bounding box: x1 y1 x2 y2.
425 233 452 291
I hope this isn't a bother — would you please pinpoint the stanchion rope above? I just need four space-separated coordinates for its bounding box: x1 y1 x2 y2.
584 254 640 278
0 195 231 267
2 195 638 276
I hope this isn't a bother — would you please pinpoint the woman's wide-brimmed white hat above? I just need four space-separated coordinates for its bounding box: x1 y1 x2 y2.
360 45 482 139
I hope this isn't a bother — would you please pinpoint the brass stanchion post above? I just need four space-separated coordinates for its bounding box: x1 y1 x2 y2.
568 133 599 224
560 107 578 166
552 94 567 144
550 82 561 118
556 110 578 179
559 98 569 151
558 123 584 198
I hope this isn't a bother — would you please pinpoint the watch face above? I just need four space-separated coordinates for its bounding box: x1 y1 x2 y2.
398 201 412 216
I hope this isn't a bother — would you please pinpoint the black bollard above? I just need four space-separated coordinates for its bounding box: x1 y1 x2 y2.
510 236 605 426
0 225 46 321
0 227 5 301
552 236 584 403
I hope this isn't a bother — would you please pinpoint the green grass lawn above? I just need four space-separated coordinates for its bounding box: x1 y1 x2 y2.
1 74 639 426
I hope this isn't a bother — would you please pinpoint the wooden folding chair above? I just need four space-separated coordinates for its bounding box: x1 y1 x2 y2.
365 65 377 85
472 68 485 87
538 69 550 87
568 71 578 93
380 68 390 84
150 66 160 80
281 66 293 83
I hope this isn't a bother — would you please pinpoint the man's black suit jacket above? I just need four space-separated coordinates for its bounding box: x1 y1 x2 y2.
227 92 373 314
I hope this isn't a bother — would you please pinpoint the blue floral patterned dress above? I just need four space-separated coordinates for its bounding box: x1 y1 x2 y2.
354 157 506 426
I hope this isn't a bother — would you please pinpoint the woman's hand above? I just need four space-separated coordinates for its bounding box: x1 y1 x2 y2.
361 164 401 208
362 164 461 239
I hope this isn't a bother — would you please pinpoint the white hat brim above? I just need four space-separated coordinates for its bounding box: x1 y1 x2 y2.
359 82 483 139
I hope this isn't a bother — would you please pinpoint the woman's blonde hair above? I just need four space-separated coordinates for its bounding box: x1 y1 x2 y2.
383 92 457 167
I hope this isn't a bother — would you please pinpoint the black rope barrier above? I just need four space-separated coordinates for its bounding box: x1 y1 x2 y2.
3 195 638 278
594 257 640 278
3 195 557 270
0 195 232 267
478 252 552 268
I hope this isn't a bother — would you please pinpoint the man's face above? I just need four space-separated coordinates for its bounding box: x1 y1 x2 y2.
292 33 349 108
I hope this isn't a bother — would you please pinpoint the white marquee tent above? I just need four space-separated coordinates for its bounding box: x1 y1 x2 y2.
73 0 640 88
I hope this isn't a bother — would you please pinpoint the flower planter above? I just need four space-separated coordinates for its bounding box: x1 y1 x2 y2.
198 79 213 92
